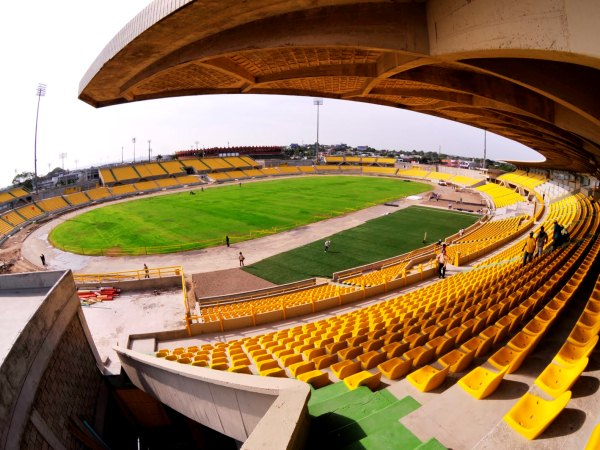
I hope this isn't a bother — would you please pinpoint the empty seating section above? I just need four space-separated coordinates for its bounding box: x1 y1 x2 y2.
181 159 210 172
16 204 44 220
343 262 409 287
340 165 362 172
175 175 201 185
86 187 112 201
362 167 397 175
315 165 340 172
426 172 453 181
109 185 137 196
243 169 265 177
476 183 525 208
64 192 91 206
0 191 14 204
9 188 29 199
36 197 69 212
261 167 280 176
0 218 14 236
209 172 231 181
449 175 481 187
200 284 356 321
202 158 233 171
99 168 116 184
298 166 315 173
325 156 344 164
112 166 140 183
277 166 301 174
160 160 185 175
223 170 248 179
155 178 178 188
498 170 546 191
133 181 159 191
134 163 167 178
397 168 429 179
2 211 25 226
222 157 250 169
240 156 259 168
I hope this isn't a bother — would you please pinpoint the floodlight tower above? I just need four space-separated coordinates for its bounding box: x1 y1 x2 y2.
132 137 136 162
148 139 152 161
34 83 47 194
314 99 323 161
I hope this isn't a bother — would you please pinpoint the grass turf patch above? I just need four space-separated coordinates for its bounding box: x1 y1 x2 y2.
49 176 430 255
243 206 477 284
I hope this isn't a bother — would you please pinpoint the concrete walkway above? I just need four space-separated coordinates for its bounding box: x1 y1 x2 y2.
21 196 426 275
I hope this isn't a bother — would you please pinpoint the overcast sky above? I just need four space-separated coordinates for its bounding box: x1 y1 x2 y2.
0 1 544 189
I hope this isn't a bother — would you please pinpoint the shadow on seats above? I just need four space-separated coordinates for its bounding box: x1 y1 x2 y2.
487 379 529 400
538 408 586 439
571 375 600 398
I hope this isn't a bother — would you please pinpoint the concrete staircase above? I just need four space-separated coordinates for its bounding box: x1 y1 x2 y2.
306 382 445 450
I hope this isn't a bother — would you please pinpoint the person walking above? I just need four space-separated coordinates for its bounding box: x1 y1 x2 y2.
40 254 46 266
324 240 331 252
535 226 548 258
436 251 446 279
144 264 150 278
238 252 245 267
552 220 563 250
226 235 230 247
522 232 536 266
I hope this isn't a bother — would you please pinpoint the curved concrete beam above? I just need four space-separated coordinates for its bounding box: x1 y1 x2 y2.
79 0 600 173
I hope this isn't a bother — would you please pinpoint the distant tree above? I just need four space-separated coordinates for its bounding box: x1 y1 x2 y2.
156 154 163 161
12 171 35 190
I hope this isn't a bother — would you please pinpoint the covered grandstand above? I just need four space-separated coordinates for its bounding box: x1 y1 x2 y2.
3 0 600 449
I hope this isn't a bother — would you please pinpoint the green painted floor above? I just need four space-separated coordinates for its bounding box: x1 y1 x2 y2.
306 383 446 450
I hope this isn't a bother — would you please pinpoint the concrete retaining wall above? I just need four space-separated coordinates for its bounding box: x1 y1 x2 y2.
77 275 181 291
116 347 310 450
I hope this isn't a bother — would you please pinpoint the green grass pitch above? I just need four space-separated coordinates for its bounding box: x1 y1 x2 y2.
243 206 478 284
49 176 431 255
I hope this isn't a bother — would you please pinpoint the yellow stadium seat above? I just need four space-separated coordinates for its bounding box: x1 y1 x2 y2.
381 341 409 358
407 365 450 392
257 359 279 372
338 346 363 360
261 368 288 377
585 422 600 450
378 357 412 380
344 370 382 391
488 346 529 374
281 353 304 368
229 365 253 374
438 348 475 374
331 360 361 380
404 345 435 368
555 335 598 365
534 358 588 398
503 391 571 440
358 350 387 370
297 370 330 388
458 366 508 400
313 354 338 369
289 360 316 377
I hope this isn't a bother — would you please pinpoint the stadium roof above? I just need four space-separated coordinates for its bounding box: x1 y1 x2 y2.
79 0 600 174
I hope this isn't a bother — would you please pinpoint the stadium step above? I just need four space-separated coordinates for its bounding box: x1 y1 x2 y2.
307 382 444 450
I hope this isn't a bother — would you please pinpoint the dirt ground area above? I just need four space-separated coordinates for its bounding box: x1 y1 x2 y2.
0 223 44 274
419 185 487 213
192 268 275 299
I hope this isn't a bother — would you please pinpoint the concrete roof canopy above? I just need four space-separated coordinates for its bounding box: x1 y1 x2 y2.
79 0 600 173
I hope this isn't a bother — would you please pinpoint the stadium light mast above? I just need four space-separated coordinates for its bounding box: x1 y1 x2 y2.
132 137 136 162
314 98 323 161
34 83 47 195
148 139 151 161
483 129 487 170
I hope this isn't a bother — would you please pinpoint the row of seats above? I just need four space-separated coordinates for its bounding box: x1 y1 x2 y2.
498 170 547 192
99 156 260 184
475 183 526 209
324 156 396 165
200 284 356 322
0 187 29 206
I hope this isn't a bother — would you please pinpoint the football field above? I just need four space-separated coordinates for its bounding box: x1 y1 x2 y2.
49 176 431 255
244 206 478 284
